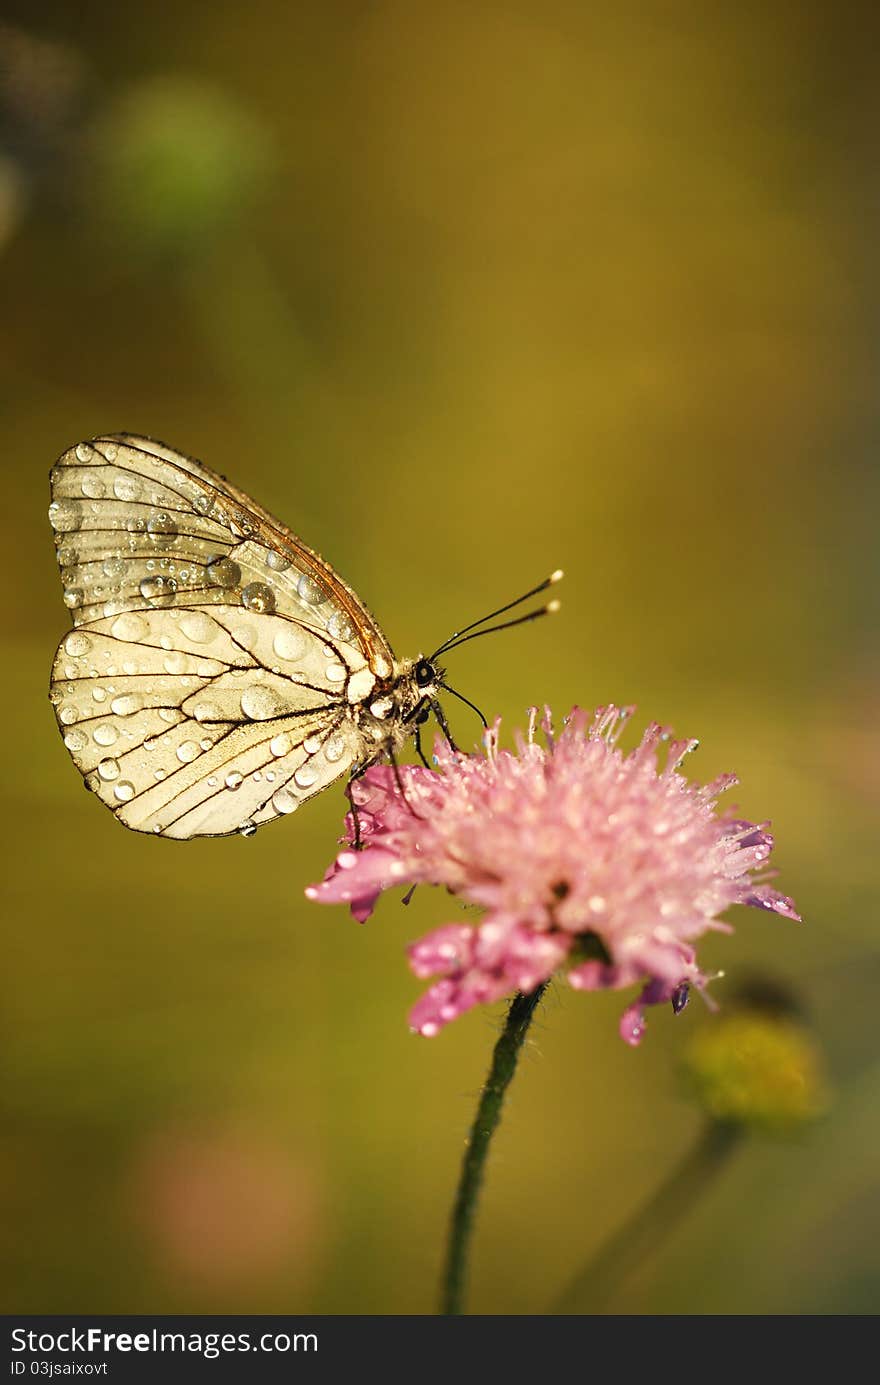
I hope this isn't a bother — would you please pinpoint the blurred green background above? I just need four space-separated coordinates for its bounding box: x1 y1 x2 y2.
2 0 878 1314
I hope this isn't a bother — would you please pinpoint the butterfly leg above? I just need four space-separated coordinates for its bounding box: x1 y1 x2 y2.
412 708 432 770
413 724 431 770
430 697 459 753
346 765 369 849
387 744 425 822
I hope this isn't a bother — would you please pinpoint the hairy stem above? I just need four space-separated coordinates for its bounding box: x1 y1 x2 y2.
440 984 547 1315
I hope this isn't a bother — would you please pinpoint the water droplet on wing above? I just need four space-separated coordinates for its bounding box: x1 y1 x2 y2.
271 786 299 814
64 632 92 657
139 575 177 606
206 555 241 589
297 573 329 606
49 500 82 533
241 582 275 615
147 513 178 548
180 611 216 644
272 627 306 662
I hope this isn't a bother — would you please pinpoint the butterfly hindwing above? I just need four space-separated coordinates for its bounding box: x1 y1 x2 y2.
48 436 389 838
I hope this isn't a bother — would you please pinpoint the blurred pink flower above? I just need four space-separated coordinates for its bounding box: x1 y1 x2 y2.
306 706 800 1044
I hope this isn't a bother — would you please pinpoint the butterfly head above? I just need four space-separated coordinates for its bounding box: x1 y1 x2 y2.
413 657 441 693
388 655 444 721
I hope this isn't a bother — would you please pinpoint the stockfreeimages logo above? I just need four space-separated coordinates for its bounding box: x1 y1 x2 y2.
10 1327 317 1361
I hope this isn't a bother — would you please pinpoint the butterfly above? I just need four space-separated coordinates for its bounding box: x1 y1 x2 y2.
49 434 561 839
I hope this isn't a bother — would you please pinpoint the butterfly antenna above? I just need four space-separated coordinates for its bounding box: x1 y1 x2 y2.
438 681 489 729
433 596 562 658
430 569 563 660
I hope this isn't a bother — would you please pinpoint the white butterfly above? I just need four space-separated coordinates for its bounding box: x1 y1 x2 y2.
49 434 561 839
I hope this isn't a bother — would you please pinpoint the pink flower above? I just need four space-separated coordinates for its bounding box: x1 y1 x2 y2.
306 706 800 1043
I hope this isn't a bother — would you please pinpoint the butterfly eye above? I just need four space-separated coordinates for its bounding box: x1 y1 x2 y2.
414 659 437 689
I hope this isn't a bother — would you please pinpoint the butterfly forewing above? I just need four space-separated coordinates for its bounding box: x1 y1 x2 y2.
49 435 391 838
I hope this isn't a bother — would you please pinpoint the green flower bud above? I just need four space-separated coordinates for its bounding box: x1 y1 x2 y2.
90 76 275 258
680 1010 828 1134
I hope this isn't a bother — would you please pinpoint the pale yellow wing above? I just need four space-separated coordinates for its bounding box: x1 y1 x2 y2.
49 433 395 676
48 435 384 837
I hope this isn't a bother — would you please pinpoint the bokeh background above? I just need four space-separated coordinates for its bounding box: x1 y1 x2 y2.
2 0 878 1314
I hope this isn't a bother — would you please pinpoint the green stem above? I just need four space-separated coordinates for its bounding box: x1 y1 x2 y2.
550 1119 742 1313
440 984 547 1316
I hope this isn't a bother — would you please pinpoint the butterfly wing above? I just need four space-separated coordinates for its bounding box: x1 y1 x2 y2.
49 435 391 838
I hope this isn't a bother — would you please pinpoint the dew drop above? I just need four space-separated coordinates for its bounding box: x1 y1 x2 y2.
228 509 254 538
111 612 148 641
327 611 356 642
113 474 138 501
271 786 299 814
91 688 107 704
326 662 347 683
111 694 142 716
239 822 258 837
241 582 275 615
272 627 306 662
225 771 244 791
164 651 187 675
240 685 284 720
158 708 178 724
64 632 91 657
324 734 346 763
193 701 221 723
93 723 118 746
75 442 91 462
58 705 76 725
266 551 290 572
297 573 329 606
147 513 178 548
97 757 120 781
139 575 177 607
303 736 322 755
49 500 82 533
176 741 199 763
102 556 125 579
63 728 88 751
270 734 291 758
81 473 105 499
57 545 78 567
103 442 117 461
232 623 258 651
180 611 217 644
114 780 135 802
206 555 241 589
294 763 318 789
63 587 84 609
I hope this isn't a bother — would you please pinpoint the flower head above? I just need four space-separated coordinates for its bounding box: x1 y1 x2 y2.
680 1010 827 1133
306 706 799 1042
